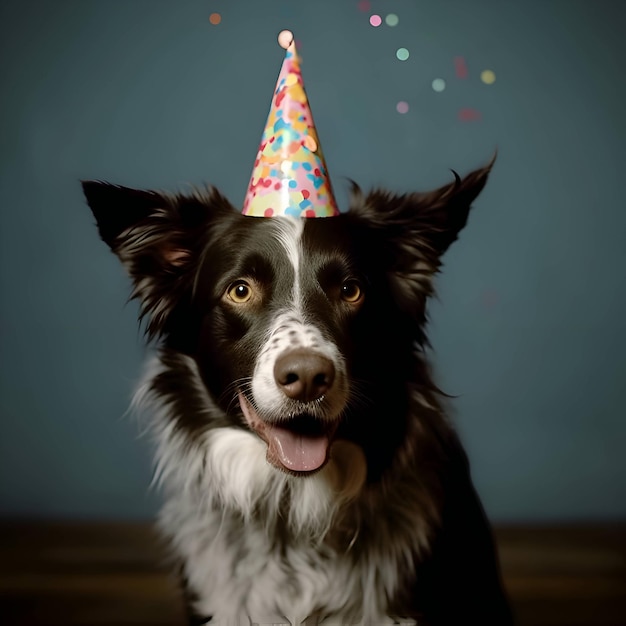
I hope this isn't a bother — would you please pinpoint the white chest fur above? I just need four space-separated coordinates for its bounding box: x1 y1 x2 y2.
155 427 431 625
162 504 419 625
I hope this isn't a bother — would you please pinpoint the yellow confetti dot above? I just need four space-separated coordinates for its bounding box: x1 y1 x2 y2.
481 69 496 85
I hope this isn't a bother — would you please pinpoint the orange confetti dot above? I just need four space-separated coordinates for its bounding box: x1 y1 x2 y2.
303 135 318 152
209 13 221 25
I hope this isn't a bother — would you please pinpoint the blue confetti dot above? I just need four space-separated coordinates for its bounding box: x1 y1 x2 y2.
274 118 289 132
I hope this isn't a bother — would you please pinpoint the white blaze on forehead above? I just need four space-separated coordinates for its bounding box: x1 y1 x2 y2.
251 217 348 423
271 216 304 313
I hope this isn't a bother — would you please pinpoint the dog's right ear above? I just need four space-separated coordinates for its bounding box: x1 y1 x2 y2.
81 182 168 249
81 181 237 336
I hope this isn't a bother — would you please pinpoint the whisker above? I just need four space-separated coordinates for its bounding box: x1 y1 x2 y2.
347 378 374 411
219 377 254 415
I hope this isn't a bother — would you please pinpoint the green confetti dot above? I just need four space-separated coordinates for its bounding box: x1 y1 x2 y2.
396 47 409 61
385 13 399 27
432 78 446 92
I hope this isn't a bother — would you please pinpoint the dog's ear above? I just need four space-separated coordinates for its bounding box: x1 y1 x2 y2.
350 159 493 258
81 181 237 336
82 182 167 249
349 160 494 320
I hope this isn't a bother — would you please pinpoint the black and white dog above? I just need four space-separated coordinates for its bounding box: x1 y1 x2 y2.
82 160 514 625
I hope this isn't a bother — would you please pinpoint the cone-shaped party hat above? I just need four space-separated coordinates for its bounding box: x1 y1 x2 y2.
242 30 339 218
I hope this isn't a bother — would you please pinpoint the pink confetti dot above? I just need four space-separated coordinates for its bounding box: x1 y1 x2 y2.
396 101 409 114
369 14 382 27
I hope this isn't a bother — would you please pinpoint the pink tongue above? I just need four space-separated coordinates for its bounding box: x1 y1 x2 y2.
267 425 329 472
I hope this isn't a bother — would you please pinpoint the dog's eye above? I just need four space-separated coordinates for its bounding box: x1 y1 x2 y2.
340 280 363 303
227 281 253 303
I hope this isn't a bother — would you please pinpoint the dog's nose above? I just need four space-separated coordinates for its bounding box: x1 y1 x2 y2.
274 349 335 403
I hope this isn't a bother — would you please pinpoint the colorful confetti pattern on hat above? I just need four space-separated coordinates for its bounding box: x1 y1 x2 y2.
242 31 339 218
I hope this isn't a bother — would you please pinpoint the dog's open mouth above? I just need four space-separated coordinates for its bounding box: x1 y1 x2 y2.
238 392 333 473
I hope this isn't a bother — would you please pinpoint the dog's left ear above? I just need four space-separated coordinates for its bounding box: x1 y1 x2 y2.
407 159 493 256
349 158 494 317
351 158 494 258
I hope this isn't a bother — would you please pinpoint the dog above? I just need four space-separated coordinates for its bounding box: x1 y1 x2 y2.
82 159 514 625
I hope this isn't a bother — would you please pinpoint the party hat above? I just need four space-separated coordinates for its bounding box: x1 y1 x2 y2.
242 30 339 218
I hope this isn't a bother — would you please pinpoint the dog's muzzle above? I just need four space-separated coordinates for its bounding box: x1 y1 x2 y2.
239 348 340 473
239 392 336 473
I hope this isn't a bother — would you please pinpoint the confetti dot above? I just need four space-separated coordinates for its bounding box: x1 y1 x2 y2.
396 101 409 114
209 13 221 25
454 56 468 79
385 13 399 27
303 135 318 152
432 78 446 92
357 0 371 11
458 108 482 122
481 69 496 85
369 14 382 27
396 47 409 61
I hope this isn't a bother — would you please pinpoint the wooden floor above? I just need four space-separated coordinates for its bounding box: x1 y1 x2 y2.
0 521 624 626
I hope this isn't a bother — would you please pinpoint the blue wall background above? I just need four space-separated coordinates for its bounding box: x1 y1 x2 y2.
1 0 624 522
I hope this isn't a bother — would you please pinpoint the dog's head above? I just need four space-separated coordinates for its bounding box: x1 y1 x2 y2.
83 162 492 477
